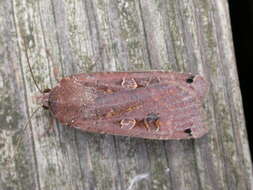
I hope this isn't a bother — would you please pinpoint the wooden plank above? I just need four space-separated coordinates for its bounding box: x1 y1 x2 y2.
0 0 252 189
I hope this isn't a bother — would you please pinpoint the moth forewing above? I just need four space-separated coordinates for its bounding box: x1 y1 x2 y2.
41 71 209 140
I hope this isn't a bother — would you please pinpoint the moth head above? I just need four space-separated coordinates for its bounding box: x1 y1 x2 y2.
35 88 51 110
185 75 209 99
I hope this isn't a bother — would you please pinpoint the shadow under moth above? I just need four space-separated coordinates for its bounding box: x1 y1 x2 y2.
36 71 209 140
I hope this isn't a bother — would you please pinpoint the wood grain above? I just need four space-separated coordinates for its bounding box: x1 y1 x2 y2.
0 0 252 190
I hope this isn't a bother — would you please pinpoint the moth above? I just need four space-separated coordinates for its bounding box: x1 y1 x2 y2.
36 71 209 140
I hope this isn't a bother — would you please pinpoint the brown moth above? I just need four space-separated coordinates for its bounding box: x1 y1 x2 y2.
36 71 209 140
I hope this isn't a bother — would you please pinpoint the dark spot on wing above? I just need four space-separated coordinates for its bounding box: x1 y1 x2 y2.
186 76 195 84
184 128 192 136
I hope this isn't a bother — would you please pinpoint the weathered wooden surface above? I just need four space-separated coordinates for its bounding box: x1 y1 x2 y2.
0 0 252 190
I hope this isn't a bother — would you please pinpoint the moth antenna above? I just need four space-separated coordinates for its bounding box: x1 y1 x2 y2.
24 45 43 93
13 106 42 159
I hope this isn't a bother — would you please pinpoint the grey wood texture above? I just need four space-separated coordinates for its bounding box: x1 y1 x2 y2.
0 0 252 190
